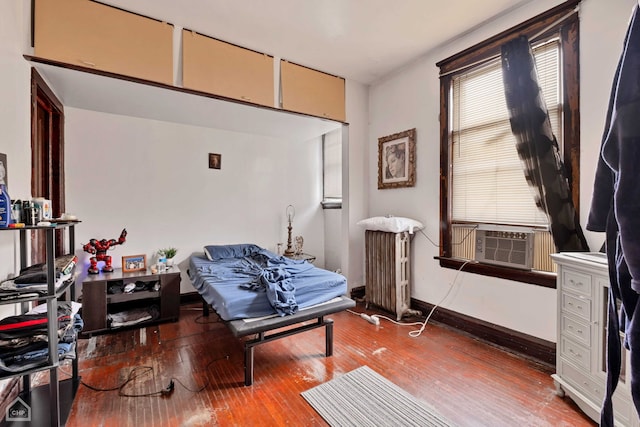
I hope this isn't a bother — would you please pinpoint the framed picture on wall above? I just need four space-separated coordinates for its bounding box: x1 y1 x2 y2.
378 128 416 189
209 153 221 169
122 254 147 273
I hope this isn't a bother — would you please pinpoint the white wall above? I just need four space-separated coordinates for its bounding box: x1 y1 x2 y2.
65 108 327 292
343 80 369 290
0 0 32 309
367 0 636 342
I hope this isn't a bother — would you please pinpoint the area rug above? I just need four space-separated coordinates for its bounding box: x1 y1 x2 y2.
301 366 453 427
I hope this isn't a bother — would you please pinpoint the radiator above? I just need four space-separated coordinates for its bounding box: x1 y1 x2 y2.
364 230 411 320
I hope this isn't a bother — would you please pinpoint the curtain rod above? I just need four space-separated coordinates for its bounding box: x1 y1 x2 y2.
439 5 579 78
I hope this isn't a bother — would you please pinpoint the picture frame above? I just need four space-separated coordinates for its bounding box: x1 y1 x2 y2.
122 254 147 273
209 153 221 169
378 128 416 189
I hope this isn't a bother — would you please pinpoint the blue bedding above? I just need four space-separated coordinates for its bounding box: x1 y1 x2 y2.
188 245 348 321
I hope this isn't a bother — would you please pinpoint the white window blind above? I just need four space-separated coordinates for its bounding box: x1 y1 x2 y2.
451 39 560 227
323 128 342 201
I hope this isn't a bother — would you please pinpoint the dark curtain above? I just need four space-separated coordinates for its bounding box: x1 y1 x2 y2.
501 35 589 252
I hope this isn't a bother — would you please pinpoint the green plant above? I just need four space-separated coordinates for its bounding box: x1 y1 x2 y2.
158 247 178 259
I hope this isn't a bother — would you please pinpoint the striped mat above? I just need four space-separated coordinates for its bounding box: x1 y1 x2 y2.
301 366 453 427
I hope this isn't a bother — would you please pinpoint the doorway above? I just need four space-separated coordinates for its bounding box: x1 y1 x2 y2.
31 68 65 263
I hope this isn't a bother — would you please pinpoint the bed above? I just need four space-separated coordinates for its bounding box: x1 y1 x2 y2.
188 244 355 385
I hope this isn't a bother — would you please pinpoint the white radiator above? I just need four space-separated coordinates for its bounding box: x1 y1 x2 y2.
364 230 411 320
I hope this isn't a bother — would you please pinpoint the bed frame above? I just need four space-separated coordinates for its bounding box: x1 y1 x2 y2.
202 296 355 385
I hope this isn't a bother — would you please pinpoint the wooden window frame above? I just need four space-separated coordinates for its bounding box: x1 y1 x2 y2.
436 1 580 288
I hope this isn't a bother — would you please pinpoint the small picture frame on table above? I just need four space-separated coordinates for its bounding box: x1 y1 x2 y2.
122 254 146 273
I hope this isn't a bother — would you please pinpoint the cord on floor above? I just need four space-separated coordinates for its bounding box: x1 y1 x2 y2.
59 355 229 397
349 259 471 338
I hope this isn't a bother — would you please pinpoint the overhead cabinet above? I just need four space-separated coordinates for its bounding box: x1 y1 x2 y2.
34 0 173 85
182 30 275 107
281 61 346 122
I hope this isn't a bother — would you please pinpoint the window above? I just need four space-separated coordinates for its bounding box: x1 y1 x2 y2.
322 128 342 208
437 1 580 287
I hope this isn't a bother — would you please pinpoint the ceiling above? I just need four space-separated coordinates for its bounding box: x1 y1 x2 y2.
99 0 534 85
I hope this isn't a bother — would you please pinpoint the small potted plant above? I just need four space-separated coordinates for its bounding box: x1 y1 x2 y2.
158 247 178 267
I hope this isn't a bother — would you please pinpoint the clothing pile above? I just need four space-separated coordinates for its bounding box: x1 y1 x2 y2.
107 305 159 328
0 254 78 300
0 301 83 374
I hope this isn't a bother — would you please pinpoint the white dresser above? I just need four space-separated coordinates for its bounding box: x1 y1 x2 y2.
552 253 638 426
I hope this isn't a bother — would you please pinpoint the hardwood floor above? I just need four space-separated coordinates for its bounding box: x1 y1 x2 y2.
53 302 595 426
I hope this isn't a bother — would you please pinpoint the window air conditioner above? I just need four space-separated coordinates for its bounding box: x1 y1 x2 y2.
474 225 534 270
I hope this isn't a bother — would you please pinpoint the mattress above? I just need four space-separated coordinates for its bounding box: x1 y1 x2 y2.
188 249 347 321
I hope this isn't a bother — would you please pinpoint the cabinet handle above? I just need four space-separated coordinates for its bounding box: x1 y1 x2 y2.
79 60 96 67
240 96 252 101
569 279 584 287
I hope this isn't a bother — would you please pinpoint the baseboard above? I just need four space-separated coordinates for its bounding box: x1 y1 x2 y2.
180 291 204 305
411 298 555 367
350 286 365 300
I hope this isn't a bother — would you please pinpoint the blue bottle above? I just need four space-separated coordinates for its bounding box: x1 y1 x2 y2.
0 184 10 227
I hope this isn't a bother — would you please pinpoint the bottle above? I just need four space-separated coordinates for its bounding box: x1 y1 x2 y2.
0 184 10 228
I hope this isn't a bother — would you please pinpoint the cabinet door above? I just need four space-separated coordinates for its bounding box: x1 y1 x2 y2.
81 280 107 333
182 30 275 107
159 273 180 321
281 61 346 122
34 0 173 85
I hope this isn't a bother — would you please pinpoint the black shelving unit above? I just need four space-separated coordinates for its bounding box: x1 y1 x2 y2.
0 223 80 427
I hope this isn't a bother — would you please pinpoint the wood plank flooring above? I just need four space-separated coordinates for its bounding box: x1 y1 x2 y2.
52 302 595 426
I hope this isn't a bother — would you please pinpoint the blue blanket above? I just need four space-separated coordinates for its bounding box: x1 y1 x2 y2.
189 247 347 320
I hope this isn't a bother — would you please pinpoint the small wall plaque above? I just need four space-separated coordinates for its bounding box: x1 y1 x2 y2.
209 153 221 169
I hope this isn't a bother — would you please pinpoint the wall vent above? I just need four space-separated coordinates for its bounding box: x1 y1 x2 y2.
475 226 534 270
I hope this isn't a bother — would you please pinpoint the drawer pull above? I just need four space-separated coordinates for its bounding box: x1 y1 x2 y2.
568 278 584 287
79 59 96 67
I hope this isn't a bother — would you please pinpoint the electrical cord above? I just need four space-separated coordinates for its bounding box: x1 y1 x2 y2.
416 224 478 248
406 260 471 338
349 260 471 338
59 355 229 397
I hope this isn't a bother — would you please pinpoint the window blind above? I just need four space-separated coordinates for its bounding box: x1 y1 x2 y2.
451 39 560 227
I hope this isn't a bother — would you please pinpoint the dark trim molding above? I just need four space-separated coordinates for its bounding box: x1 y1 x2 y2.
350 286 366 300
411 298 555 367
436 257 556 288
180 291 204 305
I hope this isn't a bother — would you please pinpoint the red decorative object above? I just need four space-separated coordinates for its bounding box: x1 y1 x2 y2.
82 228 127 274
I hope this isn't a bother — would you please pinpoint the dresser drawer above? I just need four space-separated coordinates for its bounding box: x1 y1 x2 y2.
561 314 591 347
559 359 603 402
560 336 591 371
562 269 592 297
561 292 591 322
